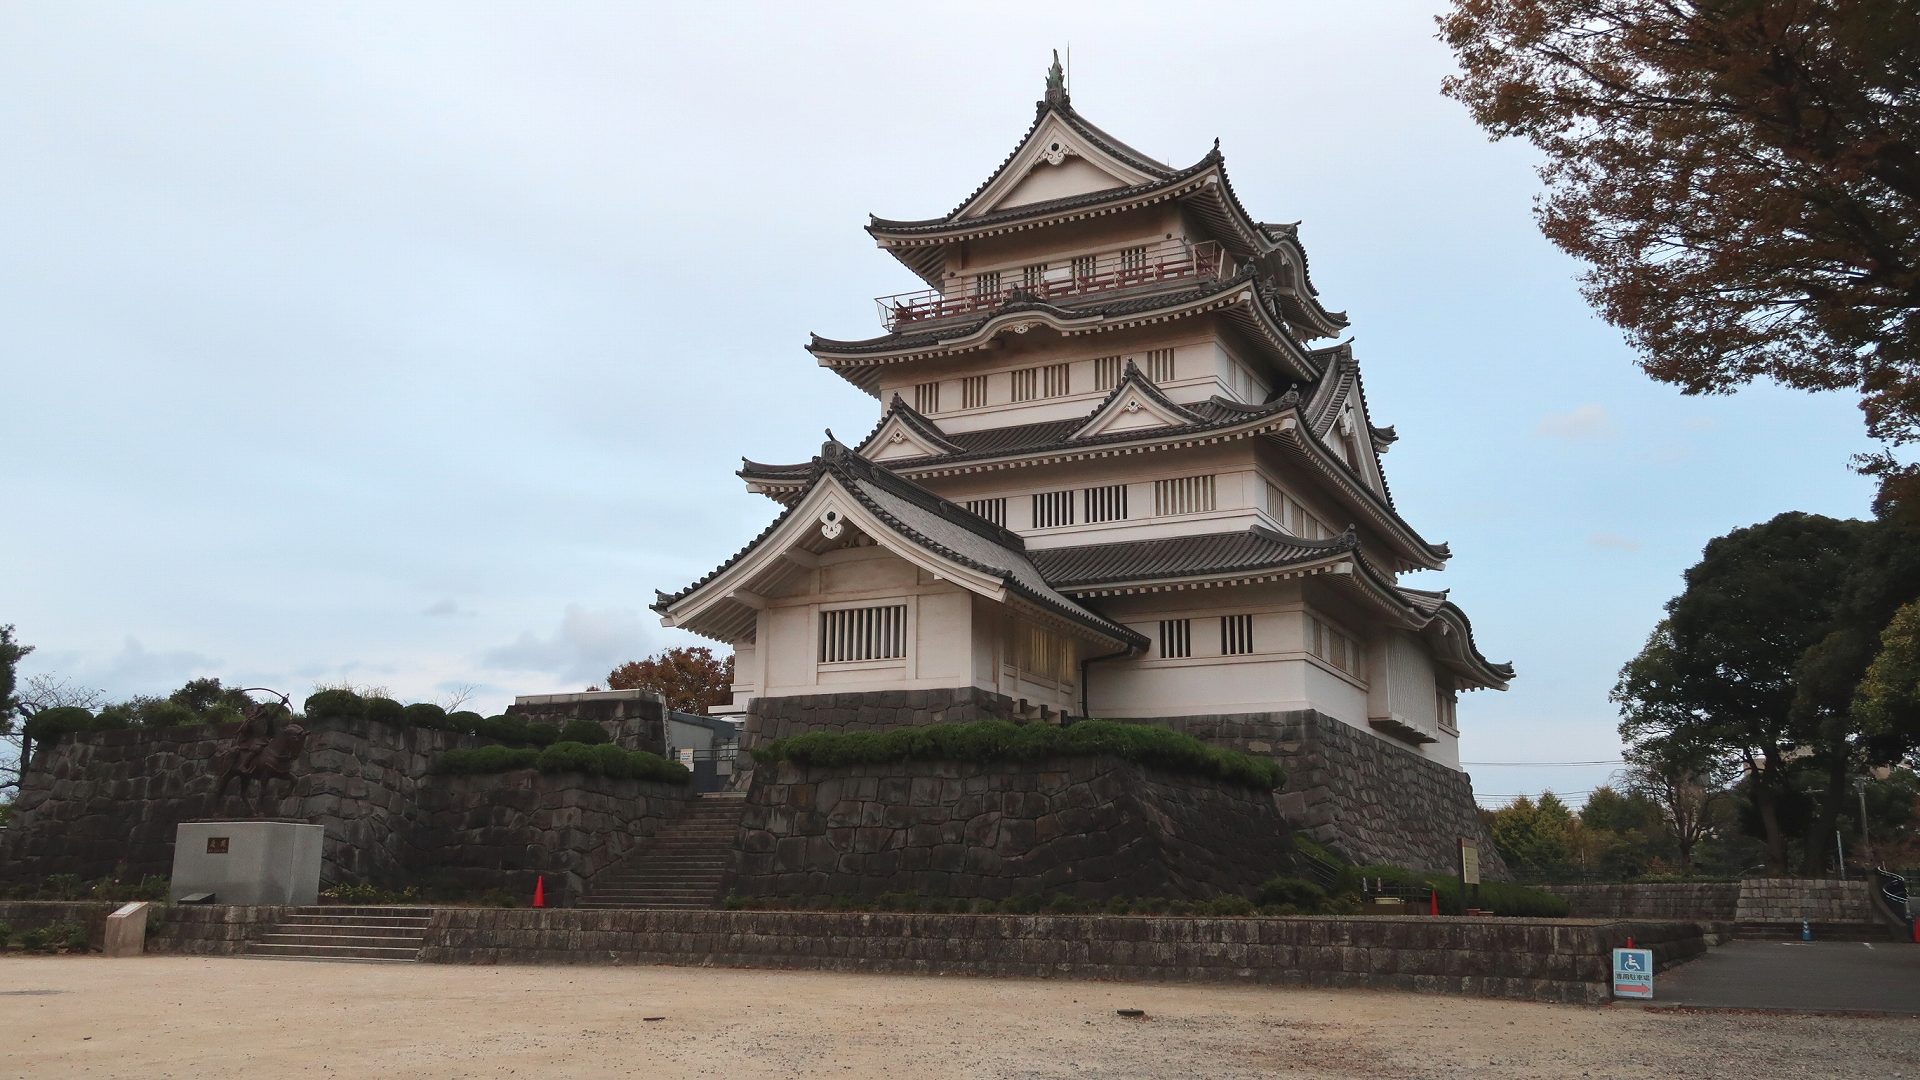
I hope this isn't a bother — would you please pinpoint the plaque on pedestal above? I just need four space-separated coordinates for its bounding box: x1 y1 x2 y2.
171 820 323 905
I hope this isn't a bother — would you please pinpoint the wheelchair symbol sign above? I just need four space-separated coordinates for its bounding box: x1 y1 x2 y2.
1612 948 1654 999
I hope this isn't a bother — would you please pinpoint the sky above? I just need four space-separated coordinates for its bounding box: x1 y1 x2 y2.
0 2 1887 808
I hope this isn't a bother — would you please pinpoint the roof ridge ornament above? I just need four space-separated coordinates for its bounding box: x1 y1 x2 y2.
1043 49 1069 108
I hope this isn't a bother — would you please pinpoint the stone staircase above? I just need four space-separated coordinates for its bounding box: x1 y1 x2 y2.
577 792 746 910
244 906 433 962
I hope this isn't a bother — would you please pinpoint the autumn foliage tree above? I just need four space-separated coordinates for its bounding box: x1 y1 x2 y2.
1439 1 1920 508
600 646 735 715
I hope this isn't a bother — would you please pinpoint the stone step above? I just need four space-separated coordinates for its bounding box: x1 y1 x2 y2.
264 923 430 939
289 906 436 918
255 926 428 941
280 914 434 928
244 942 422 961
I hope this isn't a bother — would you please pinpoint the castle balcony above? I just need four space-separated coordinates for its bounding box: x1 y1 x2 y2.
875 240 1224 332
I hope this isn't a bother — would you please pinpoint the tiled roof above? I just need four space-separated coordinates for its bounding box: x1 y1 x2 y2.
667 443 1144 648
873 152 1217 235
1030 527 1352 589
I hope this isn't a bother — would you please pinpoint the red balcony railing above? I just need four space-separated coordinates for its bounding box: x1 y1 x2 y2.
875 240 1225 331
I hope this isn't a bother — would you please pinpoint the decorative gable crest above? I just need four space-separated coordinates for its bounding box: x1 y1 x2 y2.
1071 361 1201 440
858 395 961 462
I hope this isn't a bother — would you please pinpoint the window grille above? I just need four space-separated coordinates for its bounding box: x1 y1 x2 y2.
1093 355 1123 389
1306 614 1364 677
1154 475 1216 516
1041 362 1069 397
1221 614 1253 656
819 604 907 664
1032 490 1075 529
1071 254 1097 280
913 381 940 414
961 374 988 410
1158 619 1192 660
1083 484 1127 524
964 497 1006 527
1010 367 1038 402
1144 348 1175 383
1119 245 1148 272
973 271 1002 299
1022 263 1047 289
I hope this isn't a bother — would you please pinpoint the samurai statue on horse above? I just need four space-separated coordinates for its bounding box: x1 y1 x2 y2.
211 689 307 809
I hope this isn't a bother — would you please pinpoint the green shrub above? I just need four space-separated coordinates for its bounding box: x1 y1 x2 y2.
436 746 539 774
23 706 110 744
136 699 199 727
558 719 610 745
1350 865 1571 918
524 721 561 747
365 697 406 726
304 689 369 725
18 929 48 952
403 703 454 730
472 714 530 744
320 882 420 905
1254 876 1329 912
447 710 485 733
201 703 246 727
0 921 10 948
43 873 84 901
752 719 1282 790
58 922 88 951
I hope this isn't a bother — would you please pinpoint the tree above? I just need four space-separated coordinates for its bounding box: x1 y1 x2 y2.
1486 793 1575 875
1855 599 1920 765
1621 738 1730 875
601 647 735 715
0 625 30 798
1439 2 1920 508
1613 513 1868 872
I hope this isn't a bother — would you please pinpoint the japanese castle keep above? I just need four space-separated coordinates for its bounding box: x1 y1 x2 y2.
657 62 1513 872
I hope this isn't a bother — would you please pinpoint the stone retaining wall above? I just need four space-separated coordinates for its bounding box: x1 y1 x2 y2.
744 688 1018 745
1542 879 1872 925
0 718 696 892
424 907 1709 1004
411 771 689 903
728 755 1292 901
1142 710 1510 879
1545 882 1741 921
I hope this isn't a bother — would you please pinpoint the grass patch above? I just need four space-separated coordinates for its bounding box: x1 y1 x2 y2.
752 719 1283 790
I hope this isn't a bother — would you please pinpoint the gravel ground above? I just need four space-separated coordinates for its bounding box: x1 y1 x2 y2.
2 956 1917 1079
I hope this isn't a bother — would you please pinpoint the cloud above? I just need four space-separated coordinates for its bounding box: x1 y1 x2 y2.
1587 532 1640 551
1534 404 1615 440
1682 416 1716 431
480 604 657 686
87 636 220 695
421 599 476 618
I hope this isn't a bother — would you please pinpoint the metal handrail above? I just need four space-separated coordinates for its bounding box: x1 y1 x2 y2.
875 240 1225 331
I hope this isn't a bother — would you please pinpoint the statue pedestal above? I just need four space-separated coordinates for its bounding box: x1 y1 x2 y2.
171 820 323 905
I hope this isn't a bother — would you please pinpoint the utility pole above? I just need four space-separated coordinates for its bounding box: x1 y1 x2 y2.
1859 779 1873 869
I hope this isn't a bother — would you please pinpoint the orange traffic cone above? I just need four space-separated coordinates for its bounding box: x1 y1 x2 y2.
1429 890 1439 916
532 875 546 909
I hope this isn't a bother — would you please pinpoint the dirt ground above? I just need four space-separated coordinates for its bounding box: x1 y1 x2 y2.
3 956 1917 1079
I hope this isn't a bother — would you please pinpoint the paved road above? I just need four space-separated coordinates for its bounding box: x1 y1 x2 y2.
1648 940 1920 1014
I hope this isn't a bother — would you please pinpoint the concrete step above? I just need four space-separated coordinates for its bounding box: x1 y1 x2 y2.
263 923 429 939
256 933 427 948
244 942 422 961
289 906 436 918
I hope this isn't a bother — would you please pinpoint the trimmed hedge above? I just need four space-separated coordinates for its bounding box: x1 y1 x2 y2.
366 696 406 726
752 719 1284 790
403 702 453 729
558 719 610 745
435 740 690 784
22 706 124 743
303 689 368 725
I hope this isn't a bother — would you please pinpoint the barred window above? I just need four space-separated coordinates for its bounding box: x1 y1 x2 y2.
961 374 988 410
1158 619 1192 660
1011 363 1069 402
1022 263 1048 289
1143 348 1175 383
1221 614 1253 656
1119 245 1148 271
1071 254 1097 280
819 604 907 664
964 497 1006 527
913 380 940 414
1032 490 1075 529
973 271 1002 299
1271 485 1328 540
1094 355 1124 389
1306 614 1364 678
1154 475 1216 516
1083 484 1127 523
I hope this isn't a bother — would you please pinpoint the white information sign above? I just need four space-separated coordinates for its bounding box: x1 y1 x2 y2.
1612 948 1654 1000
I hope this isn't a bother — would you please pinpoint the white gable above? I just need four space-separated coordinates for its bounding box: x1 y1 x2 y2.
860 413 952 461
1072 386 1196 440
961 116 1161 219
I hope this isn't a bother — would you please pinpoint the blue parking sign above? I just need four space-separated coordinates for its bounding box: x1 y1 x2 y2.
1612 948 1653 999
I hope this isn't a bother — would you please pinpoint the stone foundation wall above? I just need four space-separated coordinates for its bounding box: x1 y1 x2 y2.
1141 710 1510 880
728 755 1292 902
410 771 689 903
424 907 1711 1004
743 688 1017 745
1544 882 1741 920
1735 878 1872 923
506 690 669 754
0 718 695 891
